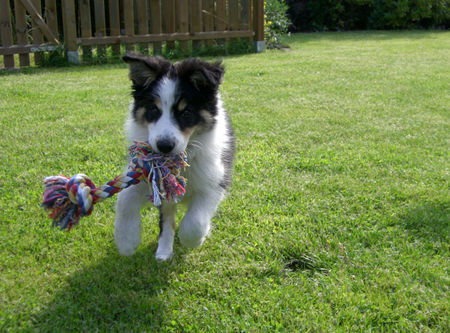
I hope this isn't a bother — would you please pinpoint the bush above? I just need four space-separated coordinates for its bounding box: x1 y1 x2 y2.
286 0 449 31
265 0 291 48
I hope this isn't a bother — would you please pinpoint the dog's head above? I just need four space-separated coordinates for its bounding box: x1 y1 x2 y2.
123 53 224 154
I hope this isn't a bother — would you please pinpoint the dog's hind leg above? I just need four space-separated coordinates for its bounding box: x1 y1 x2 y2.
114 182 149 256
155 202 177 261
178 191 223 248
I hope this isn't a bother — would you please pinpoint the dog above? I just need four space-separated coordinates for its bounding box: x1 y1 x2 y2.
114 54 235 261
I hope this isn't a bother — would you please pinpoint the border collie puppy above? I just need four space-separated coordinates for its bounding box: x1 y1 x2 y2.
114 54 234 261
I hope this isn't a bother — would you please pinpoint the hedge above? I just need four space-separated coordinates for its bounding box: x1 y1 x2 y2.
286 0 449 31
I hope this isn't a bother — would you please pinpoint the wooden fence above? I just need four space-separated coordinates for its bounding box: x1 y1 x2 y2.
0 0 265 70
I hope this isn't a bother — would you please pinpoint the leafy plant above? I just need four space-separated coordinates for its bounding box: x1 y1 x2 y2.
265 0 291 48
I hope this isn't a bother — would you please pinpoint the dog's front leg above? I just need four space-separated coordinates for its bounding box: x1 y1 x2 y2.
179 191 223 248
155 202 177 261
114 182 149 256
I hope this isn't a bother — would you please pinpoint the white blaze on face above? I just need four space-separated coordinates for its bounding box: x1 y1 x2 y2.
147 77 187 154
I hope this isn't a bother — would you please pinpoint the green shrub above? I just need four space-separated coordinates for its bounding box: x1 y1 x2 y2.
369 0 449 29
265 0 291 48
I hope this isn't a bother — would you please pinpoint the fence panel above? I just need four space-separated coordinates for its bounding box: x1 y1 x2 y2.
1 0 265 69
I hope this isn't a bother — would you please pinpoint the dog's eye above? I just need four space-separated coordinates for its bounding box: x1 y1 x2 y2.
145 105 161 122
181 108 193 118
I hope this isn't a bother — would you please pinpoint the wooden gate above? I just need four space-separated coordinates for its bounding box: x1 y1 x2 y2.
1 0 265 70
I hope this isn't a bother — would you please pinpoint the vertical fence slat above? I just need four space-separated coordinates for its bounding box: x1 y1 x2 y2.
240 0 251 46
80 0 92 62
45 0 59 37
202 0 214 46
123 0 135 52
94 0 107 60
190 0 203 51
215 0 227 46
228 0 241 47
241 0 250 30
108 0 121 57
177 0 189 52
31 0 44 65
136 0 149 54
229 0 240 31
14 0 31 67
0 0 15 69
165 0 176 51
215 0 227 30
150 0 162 54
62 0 79 63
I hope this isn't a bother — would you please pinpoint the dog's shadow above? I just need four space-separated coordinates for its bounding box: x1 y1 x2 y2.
34 243 186 330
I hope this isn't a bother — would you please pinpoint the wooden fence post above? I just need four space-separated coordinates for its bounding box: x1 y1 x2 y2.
62 0 79 63
80 0 92 62
0 0 15 69
14 0 30 67
253 0 265 52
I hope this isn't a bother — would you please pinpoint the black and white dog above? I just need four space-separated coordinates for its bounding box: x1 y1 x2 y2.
114 54 234 260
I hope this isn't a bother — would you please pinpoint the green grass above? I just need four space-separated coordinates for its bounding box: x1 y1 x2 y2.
1 30 449 331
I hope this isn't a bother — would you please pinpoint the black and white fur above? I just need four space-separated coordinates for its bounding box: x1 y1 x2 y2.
114 54 234 261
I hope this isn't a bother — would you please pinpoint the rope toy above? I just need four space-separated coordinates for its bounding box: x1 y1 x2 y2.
42 141 188 230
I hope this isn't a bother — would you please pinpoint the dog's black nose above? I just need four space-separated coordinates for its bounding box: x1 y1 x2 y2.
156 139 175 154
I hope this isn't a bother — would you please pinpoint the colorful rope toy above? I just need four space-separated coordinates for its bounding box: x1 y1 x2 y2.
42 141 188 230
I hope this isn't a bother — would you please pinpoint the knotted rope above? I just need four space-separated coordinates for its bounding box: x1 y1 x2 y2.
42 141 188 230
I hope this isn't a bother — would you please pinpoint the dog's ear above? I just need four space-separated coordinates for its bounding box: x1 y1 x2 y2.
176 58 224 91
123 53 171 87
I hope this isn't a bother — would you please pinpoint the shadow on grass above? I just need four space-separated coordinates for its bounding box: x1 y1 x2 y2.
34 243 186 331
0 62 127 77
400 200 449 242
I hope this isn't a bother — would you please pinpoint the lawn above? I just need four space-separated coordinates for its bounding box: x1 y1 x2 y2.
0 31 449 331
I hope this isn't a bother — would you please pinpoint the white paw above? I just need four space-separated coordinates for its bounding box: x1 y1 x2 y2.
115 237 140 255
117 245 137 256
178 220 209 248
114 220 141 256
155 250 174 261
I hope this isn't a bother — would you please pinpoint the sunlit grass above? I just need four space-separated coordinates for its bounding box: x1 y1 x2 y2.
0 30 449 331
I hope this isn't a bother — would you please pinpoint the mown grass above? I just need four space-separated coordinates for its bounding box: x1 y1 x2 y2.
0 30 449 331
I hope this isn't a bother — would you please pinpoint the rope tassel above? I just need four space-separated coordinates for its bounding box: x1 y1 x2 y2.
42 141 188 230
